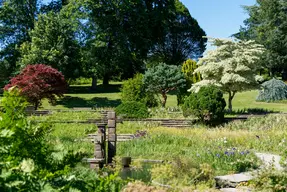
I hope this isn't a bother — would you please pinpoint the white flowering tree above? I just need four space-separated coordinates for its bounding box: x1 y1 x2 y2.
189 37 265 111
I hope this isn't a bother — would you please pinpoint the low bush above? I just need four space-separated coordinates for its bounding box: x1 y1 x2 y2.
115 101 149 119
257 78 287 102
249 168 287 192
121 74 159 108
182 86 226 125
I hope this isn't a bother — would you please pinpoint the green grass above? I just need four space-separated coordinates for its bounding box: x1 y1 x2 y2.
26 109 287 189
225 90 287 112
1 82 287 112
34 87 287 113
29 111 101 121
40 110 287 174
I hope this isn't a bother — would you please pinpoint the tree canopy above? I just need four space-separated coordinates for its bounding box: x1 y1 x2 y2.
149 0 207 66
18 12 82 80
144 63 186 107
189 37 265 111
0 0 206 87
0 0 39 86
235 0 287 80
82 0 206 84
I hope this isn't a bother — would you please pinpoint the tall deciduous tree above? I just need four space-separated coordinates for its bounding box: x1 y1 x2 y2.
189 38 265 112
18 12 82 80
84 0 205 84
0 0 39 86
235 0 287 80
143 63 186 107
149 0 206 65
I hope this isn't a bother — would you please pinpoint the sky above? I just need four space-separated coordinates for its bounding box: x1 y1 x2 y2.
181 0 257 51
181 0 256 38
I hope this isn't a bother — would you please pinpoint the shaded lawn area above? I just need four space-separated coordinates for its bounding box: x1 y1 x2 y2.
1 83 287 112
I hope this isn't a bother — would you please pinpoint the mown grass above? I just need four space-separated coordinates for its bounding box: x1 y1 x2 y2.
37 88 287 112
1 82 287 112
29 111 102 121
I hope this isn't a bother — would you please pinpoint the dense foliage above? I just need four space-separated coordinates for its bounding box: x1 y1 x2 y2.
235 0 287 80
182 59 201 86
18 12 82 80
183 86 226 125
121 74 158 108
0 0 39 87
0 88 128 191
0 88 77 191
143 63 186 107
148 0 206 66
0 0 206 87
257 78 287 102
177 59 201 105
4 64 67 109
115 101 149 119
190 37 265 111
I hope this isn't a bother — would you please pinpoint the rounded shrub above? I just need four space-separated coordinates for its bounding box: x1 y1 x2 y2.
115 101 149 119
257 78 287 102
182 85 226 125
121 74 159 108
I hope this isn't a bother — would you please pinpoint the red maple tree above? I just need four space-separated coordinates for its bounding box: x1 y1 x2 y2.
4 64 67 109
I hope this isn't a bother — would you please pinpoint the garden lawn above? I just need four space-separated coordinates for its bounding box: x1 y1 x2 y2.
225 90 287 112
37 88 287 112
1 83 287 112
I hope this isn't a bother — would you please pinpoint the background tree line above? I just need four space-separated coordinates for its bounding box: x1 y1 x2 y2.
0 0 207 89
234 0 287 81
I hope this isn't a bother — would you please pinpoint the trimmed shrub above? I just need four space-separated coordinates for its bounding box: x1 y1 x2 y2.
257 78 287 102
115 101 149 119
121 74 159 107
182 86 226 125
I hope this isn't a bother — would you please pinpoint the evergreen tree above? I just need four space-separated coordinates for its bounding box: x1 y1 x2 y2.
235 0 287 80
144 63 186 107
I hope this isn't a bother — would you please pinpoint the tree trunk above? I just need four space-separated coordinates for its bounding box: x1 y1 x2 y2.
227 91 236 112
34 101 39 110
91 76 97 90
161 92 167 108
103 73 109 85
282 69 287 81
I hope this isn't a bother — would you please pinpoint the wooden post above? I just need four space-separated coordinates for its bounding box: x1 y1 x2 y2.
107 111 117 164
93 124 106 168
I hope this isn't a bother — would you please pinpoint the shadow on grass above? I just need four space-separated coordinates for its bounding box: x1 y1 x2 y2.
56 96 121 108
67 84 121 94
225 108 278 116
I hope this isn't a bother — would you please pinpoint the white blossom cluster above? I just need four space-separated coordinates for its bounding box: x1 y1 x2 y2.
189 37 265 94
